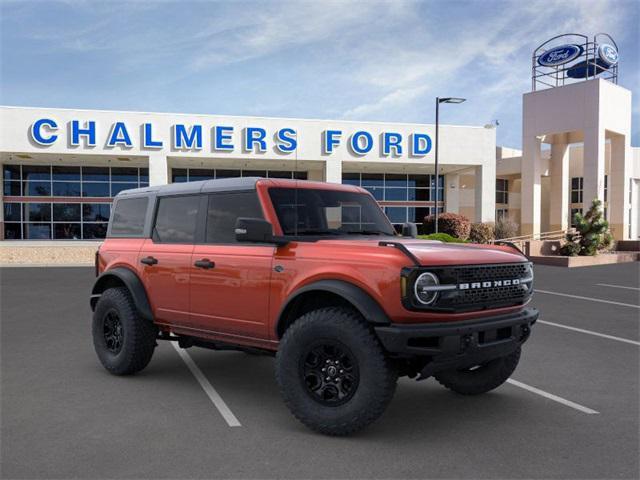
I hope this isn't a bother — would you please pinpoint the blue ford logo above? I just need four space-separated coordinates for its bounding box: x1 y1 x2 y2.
598 44 618 66
538 44 583 67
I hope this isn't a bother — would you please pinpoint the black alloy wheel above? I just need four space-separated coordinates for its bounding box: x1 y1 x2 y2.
103 309 124 354
300 341 359 406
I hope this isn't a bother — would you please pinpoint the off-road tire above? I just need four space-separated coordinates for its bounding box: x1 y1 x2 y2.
275 307 398 436
434 347 521 395
92 287 157 375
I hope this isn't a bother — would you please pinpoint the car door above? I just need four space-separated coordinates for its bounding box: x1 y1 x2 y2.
189 190 274 340
138 194 200 326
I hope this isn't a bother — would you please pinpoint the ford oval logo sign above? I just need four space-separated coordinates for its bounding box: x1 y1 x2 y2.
598 44 618 67
538 44 583 67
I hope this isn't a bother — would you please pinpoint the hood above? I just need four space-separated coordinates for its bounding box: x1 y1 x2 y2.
315 237 527 266
398 240 526 266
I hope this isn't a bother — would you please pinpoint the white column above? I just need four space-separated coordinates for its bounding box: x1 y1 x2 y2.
445 173 459 214
549 137 570 232
582 126 605 211
474 163 495 223
609 134 631 240
148 153 169 186
324 159 342 184
521 135 542 236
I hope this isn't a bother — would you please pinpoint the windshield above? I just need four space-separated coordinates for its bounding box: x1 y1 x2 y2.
268 187 396 237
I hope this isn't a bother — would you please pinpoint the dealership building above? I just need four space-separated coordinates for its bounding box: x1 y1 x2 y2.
0 34 638 244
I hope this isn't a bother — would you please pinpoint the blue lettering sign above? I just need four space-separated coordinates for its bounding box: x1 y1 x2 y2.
173 124 203 150
30 118 58 145
71 120 96 147
350 131 373 155
107 122 133 147
382 132 403 156
411 133 432 156
214 126 234 150
244 127 267 152
143 123 163 148
323 130 342 154
275 128 297 153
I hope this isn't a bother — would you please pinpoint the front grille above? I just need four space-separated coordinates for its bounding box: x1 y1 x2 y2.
408 262 533 312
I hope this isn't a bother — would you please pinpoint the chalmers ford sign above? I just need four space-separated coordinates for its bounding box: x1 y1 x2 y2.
29 118 434 157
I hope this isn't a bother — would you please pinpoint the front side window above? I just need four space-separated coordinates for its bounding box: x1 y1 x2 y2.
269 188 395 237
206 192 263 244
153 195 199 244
110 197 148 236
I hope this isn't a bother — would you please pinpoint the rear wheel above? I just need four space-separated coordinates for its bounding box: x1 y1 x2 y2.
92 287 157 375
434 347 521 395
275 307 397 436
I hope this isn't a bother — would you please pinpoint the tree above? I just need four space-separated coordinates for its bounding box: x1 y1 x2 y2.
560 199 613 256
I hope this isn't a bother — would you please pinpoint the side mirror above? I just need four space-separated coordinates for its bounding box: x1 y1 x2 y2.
235 217 288 245
401 222 418 238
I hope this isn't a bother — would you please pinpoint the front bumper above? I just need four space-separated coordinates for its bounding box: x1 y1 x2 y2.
374 307 538 378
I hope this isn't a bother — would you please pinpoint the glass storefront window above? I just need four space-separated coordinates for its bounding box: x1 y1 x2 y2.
3 181 21 196
25 181 51 196
4 223 22 239
53 203 81 222
110 183 137 196
52 182 81 197
3 164 21 181
111 167 139 182
54 223 81 239
82 167 110 181
82 182 110 197
2 165 146 240
25 203 51 222
83 203 110 221
83 223 108 239
52 166 80 181
22 165 51 181
4 203 21 221
171 168 306 183
24 223 51 239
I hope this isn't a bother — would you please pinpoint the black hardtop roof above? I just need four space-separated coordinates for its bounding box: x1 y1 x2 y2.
116 176 261 198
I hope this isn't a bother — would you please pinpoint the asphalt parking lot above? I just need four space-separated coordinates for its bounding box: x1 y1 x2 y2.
1 263 639 479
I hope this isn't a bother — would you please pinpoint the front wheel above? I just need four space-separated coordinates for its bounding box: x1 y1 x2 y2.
434 347 521 395
275 307 398 436
92 287 158 376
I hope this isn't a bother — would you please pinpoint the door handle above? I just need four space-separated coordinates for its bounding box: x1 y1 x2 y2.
194 259 215 269
140 256 158 266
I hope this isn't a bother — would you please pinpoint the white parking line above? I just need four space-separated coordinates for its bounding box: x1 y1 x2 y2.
506 379 599 415
535 289 640 309
538 320 640 346
596 283 640 291
171 342 242 427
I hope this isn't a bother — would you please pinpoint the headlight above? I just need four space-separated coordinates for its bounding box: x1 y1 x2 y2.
414 272 440 305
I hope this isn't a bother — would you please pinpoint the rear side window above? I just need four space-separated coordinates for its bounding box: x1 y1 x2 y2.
110 197 148 236
206 192 263 244
153 195 200 244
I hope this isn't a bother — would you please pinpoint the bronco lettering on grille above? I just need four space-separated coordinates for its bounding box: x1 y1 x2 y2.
459 279 521 290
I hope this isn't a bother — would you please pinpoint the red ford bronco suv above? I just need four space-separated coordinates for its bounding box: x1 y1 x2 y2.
91 177 537 435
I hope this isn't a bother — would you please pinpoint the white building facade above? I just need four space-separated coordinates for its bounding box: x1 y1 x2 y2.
0 106 497 241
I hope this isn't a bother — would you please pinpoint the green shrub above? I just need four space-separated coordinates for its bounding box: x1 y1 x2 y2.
495 217 519 239
417 233 467 243
422 213 471 240
559 199 613 256
469 222 495 244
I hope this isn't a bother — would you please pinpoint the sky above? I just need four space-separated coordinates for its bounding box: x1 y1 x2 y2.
1 0 638 148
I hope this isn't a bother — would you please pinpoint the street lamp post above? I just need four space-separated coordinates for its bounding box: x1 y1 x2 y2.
434 96 466 233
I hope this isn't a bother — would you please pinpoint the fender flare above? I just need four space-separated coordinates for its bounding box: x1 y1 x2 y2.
90 267 154 321
276 279 390 338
